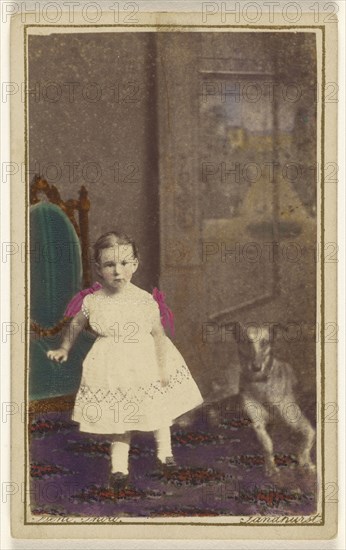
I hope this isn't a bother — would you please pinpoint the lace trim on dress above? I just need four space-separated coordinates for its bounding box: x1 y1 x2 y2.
75 364 191 406
81 302 89 319
86 292 156 305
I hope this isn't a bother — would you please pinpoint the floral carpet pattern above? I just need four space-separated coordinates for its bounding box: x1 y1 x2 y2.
29 397 317 518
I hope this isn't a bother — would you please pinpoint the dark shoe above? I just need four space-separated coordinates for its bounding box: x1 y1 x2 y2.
156 456 177 470
165 456 177 467
109 471 129 497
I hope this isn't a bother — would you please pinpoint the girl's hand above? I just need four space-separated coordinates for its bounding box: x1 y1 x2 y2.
47 348 69 363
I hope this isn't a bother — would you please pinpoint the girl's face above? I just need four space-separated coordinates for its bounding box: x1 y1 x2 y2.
96 244 138 292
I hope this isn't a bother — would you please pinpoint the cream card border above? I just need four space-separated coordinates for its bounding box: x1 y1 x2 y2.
9 8 338 540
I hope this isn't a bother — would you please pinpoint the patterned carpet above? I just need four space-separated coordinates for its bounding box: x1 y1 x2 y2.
29 396 317 518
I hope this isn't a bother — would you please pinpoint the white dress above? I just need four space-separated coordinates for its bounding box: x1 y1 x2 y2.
71 283 203 434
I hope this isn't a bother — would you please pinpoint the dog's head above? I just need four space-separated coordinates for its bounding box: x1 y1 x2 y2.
235 323 274 376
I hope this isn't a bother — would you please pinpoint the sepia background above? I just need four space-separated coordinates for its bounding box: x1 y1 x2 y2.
28 31 317 408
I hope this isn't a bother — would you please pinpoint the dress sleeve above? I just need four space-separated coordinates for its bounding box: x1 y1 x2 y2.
149 296 161 325
81 294 90 319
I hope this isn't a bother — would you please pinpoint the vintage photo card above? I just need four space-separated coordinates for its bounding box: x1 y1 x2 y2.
9 5 338 541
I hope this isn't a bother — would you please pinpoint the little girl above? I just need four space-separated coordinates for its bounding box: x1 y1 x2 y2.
47 231 203 487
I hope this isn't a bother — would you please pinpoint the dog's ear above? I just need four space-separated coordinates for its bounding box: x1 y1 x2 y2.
236 323 278 346
222 322 283 345
269 322 283 343
223 321 242 343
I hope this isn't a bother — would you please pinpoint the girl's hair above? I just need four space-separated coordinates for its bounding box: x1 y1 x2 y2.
93 231 139 264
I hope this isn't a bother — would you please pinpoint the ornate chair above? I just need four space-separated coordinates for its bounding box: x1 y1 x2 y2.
29 175 95 412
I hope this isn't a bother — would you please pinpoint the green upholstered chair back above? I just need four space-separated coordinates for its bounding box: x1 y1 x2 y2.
29 184 94 402
30 201 82 327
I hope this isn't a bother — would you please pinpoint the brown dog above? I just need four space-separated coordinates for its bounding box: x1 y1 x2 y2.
235 323 316 475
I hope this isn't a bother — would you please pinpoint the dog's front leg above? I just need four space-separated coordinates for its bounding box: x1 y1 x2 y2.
285 406 316 471
243 397 279 476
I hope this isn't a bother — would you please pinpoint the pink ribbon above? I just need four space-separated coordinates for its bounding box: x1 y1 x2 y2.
64 282 102 317
64 283 175 337
152 287 175 338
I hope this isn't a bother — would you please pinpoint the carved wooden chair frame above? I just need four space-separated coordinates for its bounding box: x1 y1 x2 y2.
30 174 91 338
